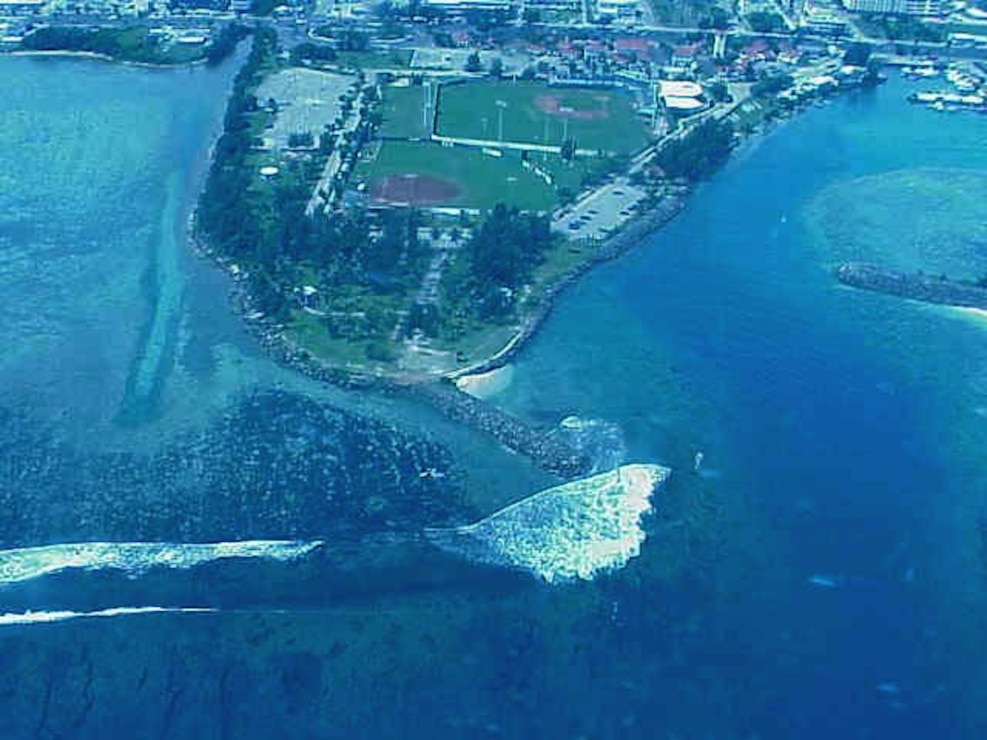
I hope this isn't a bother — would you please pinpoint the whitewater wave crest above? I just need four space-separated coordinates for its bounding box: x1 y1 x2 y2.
553 416 628 473
0 606 218 627
0 540 323 585
425 463 670 583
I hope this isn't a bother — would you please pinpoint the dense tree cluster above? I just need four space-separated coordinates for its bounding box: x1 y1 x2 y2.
198 29 422 329
746 11 786 33
655 119 735 182
751 72 795 98
290 42 338 65
23 26 177 64
21 23 244 66
438 205 553 324
205 23 249 66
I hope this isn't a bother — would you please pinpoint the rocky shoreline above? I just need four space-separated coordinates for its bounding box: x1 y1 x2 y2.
190 193 688 479
835 262 987 310
449 193 687 380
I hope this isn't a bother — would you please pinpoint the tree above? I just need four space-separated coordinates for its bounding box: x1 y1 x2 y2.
560 137 576 162
746 11 784 33
844 42 872 67
287 131 314 149
751 73 794 98
655 119 735 181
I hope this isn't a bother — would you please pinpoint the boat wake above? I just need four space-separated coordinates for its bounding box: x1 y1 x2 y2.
0 540 323 585
425 464 670 583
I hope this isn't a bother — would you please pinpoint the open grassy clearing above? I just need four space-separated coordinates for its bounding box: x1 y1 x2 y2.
435 81 650 154
355 141 559 211
379 83 436 139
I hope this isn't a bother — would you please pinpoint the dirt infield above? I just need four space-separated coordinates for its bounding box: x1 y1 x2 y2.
533 94 612 121
369 174 461 205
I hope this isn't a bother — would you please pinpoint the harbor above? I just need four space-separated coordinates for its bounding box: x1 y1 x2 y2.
905 61 987 112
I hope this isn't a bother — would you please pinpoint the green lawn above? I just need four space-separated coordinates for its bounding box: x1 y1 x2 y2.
435 81 650 154
334 49 413 70
355 141 558 211
379 84 436 139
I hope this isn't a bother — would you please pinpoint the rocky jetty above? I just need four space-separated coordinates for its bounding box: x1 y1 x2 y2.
412 383 593 479
835 262 987 310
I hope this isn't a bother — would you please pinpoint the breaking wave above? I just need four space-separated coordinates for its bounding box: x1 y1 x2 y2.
0 606 217 627
0 540 323 585
552 416 628 473
425 463 670 583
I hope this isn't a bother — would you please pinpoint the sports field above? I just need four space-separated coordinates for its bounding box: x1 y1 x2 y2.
355 141 557 211
435 81 650 154
379 83 436 139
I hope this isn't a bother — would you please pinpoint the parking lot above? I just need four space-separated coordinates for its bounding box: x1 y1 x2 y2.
256 68 355 150
551 177 648 241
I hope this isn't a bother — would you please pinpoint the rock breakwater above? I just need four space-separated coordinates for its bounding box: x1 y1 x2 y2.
835 262 987 310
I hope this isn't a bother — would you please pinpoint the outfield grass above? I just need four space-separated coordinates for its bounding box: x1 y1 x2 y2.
334 49 413 70
435 81 650 154
355 141 558 211
379 84 435 139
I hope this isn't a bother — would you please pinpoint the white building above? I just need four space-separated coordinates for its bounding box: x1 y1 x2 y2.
799 4 848 34
420 0 512 11
841 0 942 14
596 0 638 17
0 0 47 14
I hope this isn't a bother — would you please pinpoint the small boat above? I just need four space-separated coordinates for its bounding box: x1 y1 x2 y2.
807 574 839 589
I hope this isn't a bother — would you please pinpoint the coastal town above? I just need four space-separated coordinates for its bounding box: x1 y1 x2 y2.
3 0 986 388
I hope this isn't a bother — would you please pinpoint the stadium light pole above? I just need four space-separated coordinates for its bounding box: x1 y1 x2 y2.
543 114 550 161
422 80 430 132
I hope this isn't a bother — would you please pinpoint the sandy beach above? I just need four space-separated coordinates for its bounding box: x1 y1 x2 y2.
454 364 515 399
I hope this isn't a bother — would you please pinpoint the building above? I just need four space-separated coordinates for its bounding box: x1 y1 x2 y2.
0 0 47 15
596 0 638 18
799 4 848 34
669 42 702 68
657 79 706 116
841 0 942 14
420 0 513 12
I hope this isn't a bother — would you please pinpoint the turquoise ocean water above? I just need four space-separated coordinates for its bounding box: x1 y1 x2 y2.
1 55 986 737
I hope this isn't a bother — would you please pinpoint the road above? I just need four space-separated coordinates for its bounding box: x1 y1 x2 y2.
306 85 365 216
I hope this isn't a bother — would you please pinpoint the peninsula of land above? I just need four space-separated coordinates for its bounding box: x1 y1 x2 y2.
6 0 984 473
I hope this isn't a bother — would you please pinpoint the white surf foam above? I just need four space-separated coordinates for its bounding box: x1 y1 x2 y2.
426 463 670 583
0 540 323 585
0 606 217 626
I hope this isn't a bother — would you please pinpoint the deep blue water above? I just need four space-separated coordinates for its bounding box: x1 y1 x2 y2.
494 74 987 736
1 56 986 738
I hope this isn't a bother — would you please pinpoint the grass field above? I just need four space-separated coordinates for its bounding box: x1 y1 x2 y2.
379 83 436 139
355 141 558 211
435 81 650 154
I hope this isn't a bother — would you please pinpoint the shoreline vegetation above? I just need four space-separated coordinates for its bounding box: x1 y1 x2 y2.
13 23 247 67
